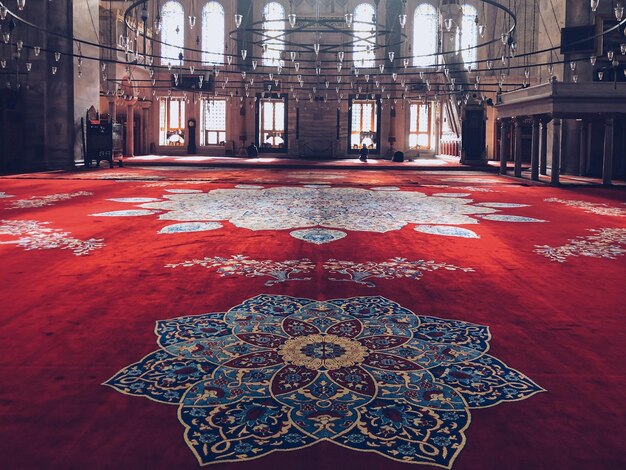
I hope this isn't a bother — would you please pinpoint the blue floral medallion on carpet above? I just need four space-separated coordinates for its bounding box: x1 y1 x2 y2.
105 295 544 467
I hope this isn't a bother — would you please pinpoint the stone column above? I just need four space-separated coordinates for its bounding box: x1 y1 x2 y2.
499 119 510 175
560 120 571 174
73 0 100 166
434 106 441 155
514 117 523 177
140 102 151 155
386 107 396 159
550 117 562 185
530 116 540 181
539 118 548 175
125 102 135 157
238 105 248 156
108 97 117 122
603 117 614 185
578 120 588 176
586 121 593 176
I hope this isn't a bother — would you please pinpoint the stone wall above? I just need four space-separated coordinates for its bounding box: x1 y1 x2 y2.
73 0 101 164
2 0 77 171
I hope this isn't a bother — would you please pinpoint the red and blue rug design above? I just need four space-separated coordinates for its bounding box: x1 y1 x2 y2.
105 295 544 467
90 186 546 242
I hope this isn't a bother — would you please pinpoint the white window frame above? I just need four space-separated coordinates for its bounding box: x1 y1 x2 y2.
200 98 227 146
408 102 432 150
159 97 186 146
259 98 286 149
350 99 378 151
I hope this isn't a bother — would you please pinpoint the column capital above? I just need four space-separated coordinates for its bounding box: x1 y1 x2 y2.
538 114 551 125
117 97 138 108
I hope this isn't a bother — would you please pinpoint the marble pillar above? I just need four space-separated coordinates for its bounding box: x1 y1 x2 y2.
499 119 509 175
539 119 548 175
73 0 100 165
603 117 614 185
578 120 588 176
550 118 562 185
108 97 117 123
514 118 523 177
531 117 540 181
126 103 135 157
141 103 151 155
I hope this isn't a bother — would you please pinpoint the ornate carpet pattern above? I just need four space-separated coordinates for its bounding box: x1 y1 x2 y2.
544 198 626 217
6 191 92 209
1 166 625 470
165 256 474 287
105 295 543 468
90 186 545 242
534 228 626 262
0 219 104 255
166 256 316 286
324 258 474 286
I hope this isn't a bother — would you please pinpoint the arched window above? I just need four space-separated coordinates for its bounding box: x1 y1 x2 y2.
263 2 285 67
461 4 478 68
353 3 376 68
201 2 224 66
161 1 185 65
413 3 438 67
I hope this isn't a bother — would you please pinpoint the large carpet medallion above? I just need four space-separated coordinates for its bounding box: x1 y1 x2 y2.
92 186 545 242
105 295 543 467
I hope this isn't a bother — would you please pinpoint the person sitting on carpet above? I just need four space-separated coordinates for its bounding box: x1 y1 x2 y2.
359 143 368 162
246 142 258 157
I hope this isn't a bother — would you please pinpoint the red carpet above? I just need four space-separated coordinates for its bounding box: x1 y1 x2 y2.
0 166 624 469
